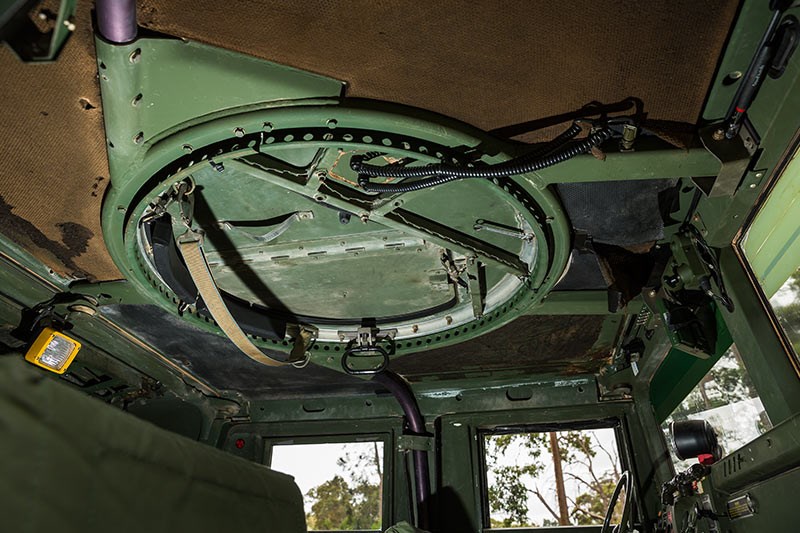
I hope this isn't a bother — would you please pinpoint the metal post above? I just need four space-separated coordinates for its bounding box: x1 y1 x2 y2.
373 370 431 530
96 0 137 44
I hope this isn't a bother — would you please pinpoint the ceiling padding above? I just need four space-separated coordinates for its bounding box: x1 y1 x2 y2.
1 0 738 280
138 0 739 137
0 1 119 280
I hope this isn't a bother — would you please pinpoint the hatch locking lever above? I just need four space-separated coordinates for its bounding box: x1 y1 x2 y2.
338 327 397 375
473 218 535 241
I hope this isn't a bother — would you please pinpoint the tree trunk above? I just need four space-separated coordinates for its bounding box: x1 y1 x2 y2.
549 432 570 525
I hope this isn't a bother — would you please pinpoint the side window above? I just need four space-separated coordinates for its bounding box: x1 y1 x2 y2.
484 427 622 528
661 345 772 470
768 267 800 355
270 441 385 532
742 145 800 359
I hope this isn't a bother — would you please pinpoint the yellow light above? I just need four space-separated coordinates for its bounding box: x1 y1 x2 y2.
24 327 81 374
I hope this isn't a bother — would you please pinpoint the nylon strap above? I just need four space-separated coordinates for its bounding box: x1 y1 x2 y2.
177 230 304 367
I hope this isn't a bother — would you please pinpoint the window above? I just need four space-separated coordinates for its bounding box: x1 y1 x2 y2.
484 427 622 528
661 345 772 470
741 144 800 359
270 441 384 531
769 267 800 356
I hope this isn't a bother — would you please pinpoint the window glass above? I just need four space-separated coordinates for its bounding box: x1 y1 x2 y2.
484 428 622 528
769 267 800 355
661 345 772 471
271 441 384 531
742 145 800 359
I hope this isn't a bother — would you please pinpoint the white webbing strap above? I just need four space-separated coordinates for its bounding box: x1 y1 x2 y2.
177 230 305 368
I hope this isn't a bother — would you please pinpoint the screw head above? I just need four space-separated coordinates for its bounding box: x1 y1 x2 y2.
233 127 245 138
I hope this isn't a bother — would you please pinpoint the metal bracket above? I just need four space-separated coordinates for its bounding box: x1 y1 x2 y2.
1 0 77 62
699 120 758 198
338 327 397 375
397 434 434 453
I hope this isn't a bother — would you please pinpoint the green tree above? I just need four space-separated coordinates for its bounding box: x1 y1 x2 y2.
485 430 624 527
771 268 800 355
307 475 356 530
305 443 383 530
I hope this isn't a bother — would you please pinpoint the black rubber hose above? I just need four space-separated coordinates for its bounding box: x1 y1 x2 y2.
355 126 611 194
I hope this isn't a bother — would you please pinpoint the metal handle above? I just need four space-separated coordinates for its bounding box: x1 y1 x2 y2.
341 344 389 375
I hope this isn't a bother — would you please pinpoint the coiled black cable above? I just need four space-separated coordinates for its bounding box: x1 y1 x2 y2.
353 124 611 194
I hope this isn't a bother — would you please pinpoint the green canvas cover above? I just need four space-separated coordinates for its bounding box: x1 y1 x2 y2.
0 358 306 533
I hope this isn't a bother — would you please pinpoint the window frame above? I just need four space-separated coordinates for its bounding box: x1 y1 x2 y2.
478 418 628 531
733 133 800 375
263 431 393 533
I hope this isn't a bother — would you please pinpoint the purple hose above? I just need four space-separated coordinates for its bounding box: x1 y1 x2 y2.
373 371 430 529
96 0 137 43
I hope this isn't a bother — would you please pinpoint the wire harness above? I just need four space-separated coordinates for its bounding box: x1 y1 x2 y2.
352 122 612 194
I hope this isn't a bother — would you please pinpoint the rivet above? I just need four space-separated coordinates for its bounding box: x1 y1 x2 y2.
749 183 756 189
233 127 245 138
755 172 764 179
262 122 274 132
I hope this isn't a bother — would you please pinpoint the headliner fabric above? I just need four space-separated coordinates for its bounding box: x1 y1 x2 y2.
389 315 614 378
0 357 306 533
0 0 739 280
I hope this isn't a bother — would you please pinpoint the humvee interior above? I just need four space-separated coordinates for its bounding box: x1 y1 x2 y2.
1 1 799 532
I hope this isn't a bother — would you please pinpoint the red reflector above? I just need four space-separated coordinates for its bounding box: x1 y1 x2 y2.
235 438 245 449
698 453 715 465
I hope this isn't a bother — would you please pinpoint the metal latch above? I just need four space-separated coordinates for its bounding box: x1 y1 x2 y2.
473 219 534 241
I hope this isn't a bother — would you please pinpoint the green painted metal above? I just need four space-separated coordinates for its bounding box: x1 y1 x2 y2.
527 291 642 315
533 142 720 185
649 305 732 423
702 1 775 121
94 36 345 178
717 248 800 425
0 232 70 297
710 411 800 492
95 35 580 365
698 3 800 248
